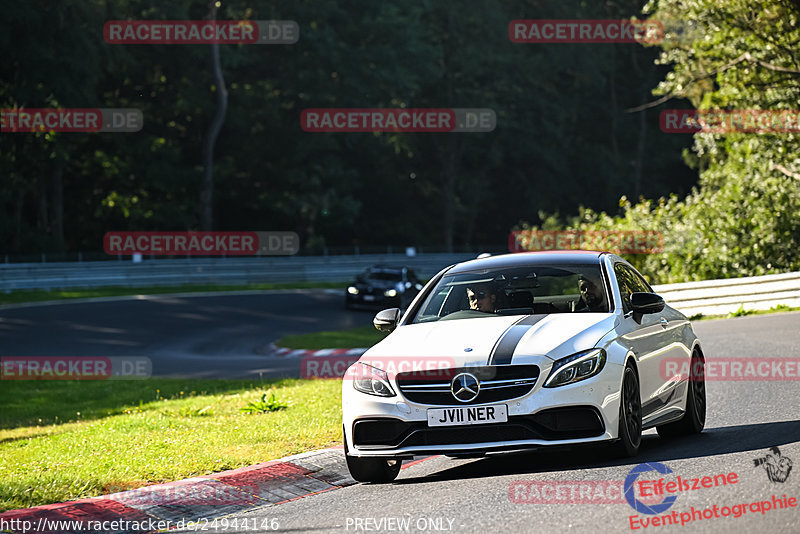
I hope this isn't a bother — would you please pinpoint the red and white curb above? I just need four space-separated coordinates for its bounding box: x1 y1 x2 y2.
267 344 370 378
271 346 369 379
269 344 368 359
0 448 354 533
0 449 438 533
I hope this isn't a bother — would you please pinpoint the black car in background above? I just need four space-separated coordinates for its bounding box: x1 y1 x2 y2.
345 265 423 309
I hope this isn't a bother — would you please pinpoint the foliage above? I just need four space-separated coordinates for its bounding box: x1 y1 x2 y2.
239 392 288 414
728 304 756 318
7 1 795 272
518 0 800 283
1 0 696 255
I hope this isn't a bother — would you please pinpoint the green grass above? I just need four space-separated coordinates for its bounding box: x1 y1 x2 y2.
0 379 342 512
279 303 800 349
0 282 345 306
688 303 800 321
276 325 387 350
728 304 757 317
280 302 800 348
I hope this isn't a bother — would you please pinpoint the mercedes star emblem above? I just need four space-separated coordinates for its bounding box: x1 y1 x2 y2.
451 372 480 402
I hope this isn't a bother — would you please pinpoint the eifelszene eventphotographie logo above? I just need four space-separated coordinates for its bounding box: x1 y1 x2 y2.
754 447 793 483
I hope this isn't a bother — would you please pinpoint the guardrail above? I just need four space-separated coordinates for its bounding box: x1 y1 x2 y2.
0 254 477 291
652 271 800 317
1 255 797 317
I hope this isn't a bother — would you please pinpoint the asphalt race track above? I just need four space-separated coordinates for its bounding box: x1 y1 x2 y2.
0 290 374 378
2 294 798 533
206 312 800 534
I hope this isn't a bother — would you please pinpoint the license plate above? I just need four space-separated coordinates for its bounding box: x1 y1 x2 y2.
427 404 508 427
363 295 375 301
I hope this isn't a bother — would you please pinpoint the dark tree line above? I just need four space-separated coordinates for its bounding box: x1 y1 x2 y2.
1 0 696 256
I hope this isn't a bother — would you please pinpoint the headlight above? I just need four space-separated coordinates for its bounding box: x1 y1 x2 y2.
544 348 607 388
347 286 359 295
352 362 396 397
384 289 398 297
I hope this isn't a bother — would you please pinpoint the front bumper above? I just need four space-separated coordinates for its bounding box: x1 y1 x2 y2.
342 359 625 458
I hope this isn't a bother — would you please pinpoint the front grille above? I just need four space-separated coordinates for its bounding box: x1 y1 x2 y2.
352 407 605 449
362 285 396 296
396 364 539 405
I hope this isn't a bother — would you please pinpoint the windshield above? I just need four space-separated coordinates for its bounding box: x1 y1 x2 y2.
365 271 403 281
411 264 610 323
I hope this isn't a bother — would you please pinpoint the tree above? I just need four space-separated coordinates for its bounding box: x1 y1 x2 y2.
523 0 800 282
200 0 229 230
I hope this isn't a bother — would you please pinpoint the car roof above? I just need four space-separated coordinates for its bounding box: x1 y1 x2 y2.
447 251 605 274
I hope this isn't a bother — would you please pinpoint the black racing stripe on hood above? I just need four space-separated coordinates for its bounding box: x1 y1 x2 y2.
487 314 548 365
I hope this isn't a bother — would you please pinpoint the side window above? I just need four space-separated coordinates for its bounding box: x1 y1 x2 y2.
614 264 652 313
416 286 451 320
440 286 467 315
614 264 634 313
629 270 652 294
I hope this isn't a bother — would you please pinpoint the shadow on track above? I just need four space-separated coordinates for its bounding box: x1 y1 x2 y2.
393 420 800 484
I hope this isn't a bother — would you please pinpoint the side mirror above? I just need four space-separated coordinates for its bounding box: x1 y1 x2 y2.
630 292 665 324
374 308 401 333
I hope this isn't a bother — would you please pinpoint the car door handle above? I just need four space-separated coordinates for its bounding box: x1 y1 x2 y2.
660 317 668 328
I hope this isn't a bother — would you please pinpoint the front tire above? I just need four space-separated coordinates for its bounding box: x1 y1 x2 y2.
657 351 706 438
345 454 401 483
613 363 642 457
343 430 401 482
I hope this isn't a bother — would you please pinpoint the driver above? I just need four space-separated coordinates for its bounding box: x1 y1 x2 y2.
466 283 499 313
574 276 606 312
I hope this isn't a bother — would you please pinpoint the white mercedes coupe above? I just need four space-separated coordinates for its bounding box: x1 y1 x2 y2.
342 251 706 482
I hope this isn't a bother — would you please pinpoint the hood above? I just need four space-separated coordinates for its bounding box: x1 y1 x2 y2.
356 278 402 290
362 313 615 368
